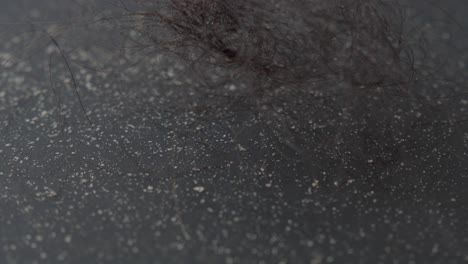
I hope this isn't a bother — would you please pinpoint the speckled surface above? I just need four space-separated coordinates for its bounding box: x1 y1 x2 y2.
0 1 468 263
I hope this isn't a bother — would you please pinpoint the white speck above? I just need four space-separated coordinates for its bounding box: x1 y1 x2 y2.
144 185 154 193
228 84 237 91
236 144 247 151
312 180 319 187
193 186 205 193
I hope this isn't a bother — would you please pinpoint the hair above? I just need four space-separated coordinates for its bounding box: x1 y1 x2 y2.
130 0 422 96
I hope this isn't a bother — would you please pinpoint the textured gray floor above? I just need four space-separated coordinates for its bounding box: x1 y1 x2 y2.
0 1 468 263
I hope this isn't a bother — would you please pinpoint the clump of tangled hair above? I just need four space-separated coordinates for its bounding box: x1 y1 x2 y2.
130 0 422 100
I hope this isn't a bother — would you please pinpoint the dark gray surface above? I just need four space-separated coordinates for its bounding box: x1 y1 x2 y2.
0 1 468 263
